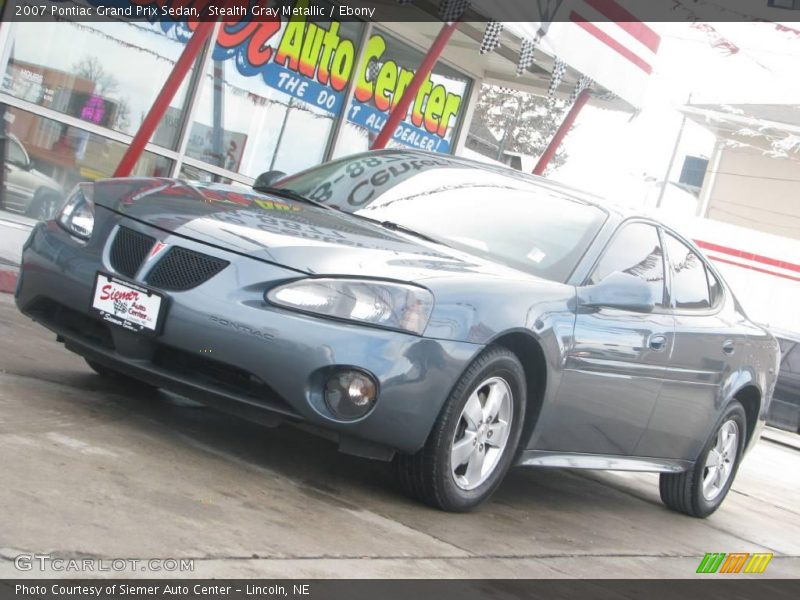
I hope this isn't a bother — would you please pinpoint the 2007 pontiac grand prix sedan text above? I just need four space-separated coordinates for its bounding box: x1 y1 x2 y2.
15 150 780 514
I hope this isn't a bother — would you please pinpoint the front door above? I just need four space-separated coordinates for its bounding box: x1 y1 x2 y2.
535 221 675 455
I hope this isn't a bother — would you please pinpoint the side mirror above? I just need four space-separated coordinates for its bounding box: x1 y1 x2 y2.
253 170 286 192
578 271 656 313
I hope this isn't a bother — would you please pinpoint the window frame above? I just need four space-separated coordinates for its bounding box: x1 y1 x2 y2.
6 135 30 168
781 341 800 374
582 217 670 312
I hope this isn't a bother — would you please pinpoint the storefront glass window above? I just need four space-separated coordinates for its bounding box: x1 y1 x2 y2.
178 164 250 188
333 29 471 157
187 13 364 179
1 107 172 221
3 19 193 149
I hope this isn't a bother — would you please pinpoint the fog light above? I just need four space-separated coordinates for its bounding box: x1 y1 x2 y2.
324 370 378 419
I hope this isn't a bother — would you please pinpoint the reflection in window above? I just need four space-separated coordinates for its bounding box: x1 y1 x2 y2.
283 160 606 282
333 29 471 158
178 164 250 190
189 18 363 178
1 107 172 222
785 345 800 373
590 223 666 307
3 19 193 148
665 234 711 309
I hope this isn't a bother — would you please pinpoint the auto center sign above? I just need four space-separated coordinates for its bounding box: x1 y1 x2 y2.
162 0 464 152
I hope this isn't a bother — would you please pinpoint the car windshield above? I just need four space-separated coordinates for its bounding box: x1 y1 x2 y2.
276 152 607 282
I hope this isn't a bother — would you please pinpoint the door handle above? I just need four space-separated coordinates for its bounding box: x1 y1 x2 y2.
722 340 736 355
648 334 667 351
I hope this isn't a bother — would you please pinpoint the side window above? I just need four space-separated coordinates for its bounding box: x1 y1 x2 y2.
588 222 666 307
665 234 711 310
784 345 800 374
7 138 28 167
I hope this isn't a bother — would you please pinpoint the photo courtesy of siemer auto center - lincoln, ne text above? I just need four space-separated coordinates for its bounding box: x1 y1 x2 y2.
0 0 799 596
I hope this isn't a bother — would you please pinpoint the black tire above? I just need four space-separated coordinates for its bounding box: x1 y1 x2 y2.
396 346 527 512
660 400 746 518
85 359 158 391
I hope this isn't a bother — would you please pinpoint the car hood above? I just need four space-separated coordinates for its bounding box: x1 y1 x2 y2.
92 178 527 281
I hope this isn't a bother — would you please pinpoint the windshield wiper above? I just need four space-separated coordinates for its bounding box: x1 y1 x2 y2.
377 220 447 246
254 186 331 210
343 211 446 245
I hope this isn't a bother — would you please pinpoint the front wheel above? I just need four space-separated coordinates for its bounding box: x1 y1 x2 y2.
660 400 746 518
396 346 526 512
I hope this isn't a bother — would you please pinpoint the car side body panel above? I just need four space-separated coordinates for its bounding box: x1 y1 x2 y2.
14 160 781 473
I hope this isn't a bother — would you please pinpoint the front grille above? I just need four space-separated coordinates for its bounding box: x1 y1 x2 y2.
146 247 229 291
152 345 292 412
110 226 155 278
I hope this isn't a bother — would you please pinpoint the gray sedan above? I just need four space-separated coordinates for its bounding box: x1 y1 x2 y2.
15 150 780 514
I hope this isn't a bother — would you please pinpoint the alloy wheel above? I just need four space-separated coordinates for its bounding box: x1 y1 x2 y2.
702 419 739 501
451 376 513 491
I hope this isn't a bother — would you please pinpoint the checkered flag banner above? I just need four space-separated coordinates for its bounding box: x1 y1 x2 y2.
570 74 593 103
516 36 537 76
595 90 618 101
439 0 470 21
367 60 382 82
480 20 504 54
548 58 567 96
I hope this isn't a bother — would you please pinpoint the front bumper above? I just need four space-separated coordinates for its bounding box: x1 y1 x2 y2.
15 217 483 455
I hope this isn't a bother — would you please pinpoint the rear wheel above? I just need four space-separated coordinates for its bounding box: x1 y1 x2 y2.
396 346 526 512
85 359 157 391
660 400 746 518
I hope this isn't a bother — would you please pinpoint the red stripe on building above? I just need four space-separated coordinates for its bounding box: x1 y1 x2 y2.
706 255 800 283
569 12 653 74
695 240 800 274
582 0 661 53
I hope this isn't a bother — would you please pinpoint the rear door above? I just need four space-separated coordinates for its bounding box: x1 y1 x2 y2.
535 221 675 455
770 339 800 432
635 231 747 459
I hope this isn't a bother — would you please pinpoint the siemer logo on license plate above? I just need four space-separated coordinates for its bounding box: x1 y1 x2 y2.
91 273 165 334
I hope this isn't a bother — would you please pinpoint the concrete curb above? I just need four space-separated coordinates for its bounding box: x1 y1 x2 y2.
762 426 800 451
0 213 32 294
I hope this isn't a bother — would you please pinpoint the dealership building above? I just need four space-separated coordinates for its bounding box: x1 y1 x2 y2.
0 0 656 226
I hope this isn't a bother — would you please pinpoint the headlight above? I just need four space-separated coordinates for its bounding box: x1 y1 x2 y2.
57 184 94 240
266 278 434 335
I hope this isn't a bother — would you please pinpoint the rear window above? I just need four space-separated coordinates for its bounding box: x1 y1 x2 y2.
665 233 712 310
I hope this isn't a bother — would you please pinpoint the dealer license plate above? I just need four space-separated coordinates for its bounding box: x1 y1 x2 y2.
91 273 165 334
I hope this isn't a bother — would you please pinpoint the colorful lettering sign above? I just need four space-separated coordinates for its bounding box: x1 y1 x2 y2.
157 0 464 153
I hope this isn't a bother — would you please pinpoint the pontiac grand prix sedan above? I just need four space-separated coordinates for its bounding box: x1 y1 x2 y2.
15 150 780 514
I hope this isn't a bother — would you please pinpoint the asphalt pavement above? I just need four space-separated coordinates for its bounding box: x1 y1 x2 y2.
0 293 798 579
